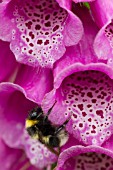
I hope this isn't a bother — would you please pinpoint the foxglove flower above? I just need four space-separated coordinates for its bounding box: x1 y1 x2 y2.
56 135 113 170
0 39 55 168
42 6 113 146
0 0 83 67
0 39 53 103
90 0 113 68
0 82 57 169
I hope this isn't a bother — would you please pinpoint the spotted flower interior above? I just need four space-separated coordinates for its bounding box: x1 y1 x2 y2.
45 70 113 146
11 0 67 66
23 131 57 169
74 152 113 170
63 71 113 145
0 0 83 67
1 1 113 170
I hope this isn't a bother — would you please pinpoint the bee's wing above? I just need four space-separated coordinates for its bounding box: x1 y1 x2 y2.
57 129 69 147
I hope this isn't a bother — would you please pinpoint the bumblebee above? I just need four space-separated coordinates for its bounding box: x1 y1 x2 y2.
25 102 69 155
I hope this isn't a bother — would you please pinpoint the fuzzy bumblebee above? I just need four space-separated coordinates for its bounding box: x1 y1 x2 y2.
25 102 69 155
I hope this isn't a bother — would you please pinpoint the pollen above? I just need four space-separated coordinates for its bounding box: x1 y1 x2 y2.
25 119 38 128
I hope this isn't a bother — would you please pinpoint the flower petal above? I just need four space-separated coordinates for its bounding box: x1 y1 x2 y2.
0 83 36 147
94 20 113 67
56 145 113 170
0 40 19 82
43 67 113 146
90 0 113 27
14 66 53 104
53 4 99 88
0 83 58 168
42 6 113 145
22 131 57 169
0 0 83 67
0 138 38 170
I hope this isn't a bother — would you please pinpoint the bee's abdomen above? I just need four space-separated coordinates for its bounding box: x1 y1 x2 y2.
49 136 60 147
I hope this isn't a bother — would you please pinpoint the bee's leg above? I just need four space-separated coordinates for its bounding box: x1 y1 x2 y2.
47 100 57 116
54 119 69 135
45 144 59 156
57 146 60 155
44 101 57 121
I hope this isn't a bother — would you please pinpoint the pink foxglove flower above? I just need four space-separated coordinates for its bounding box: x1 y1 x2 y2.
56 136 113 170
0 39 56 168
1 1 113 170
42 6 113 147
0 0 83 68
0 83 57 169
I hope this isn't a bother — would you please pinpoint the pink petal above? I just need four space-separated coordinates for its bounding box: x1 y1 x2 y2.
42 7 113 146
0 0 83 67
43 68 113 146
0 83 57 168
0 83 36 147
14 66 53 104
0 40 19 82
56 145 113 170
23 131 57 169
0 138 38 170
90 0 113 27
94 20 113 67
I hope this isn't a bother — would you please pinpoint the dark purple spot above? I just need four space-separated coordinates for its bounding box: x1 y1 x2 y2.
97 95 102 99
37 39 43 45
77 77 81 80
45 21 51 27
42 2 46 6
95 90 99 93
101 91 107 96
88 118 92 122
73 114 77 119
90 87 96 91
35 24 41 30
101 102 105 105
77 104 83 111
29 43 34 47
29 32 34 39
28 50 33 54
26 38 29 42
82 112 87 117
34 13 40 17
79 123 83 128
81 92 85 97
53 25 59 32
91 130 96 133
87 92 93 98
87 104 92 108
92 99 97 103
45 14 50 20
44 40 49 45
93 79 98 84
92 125 96 129
96 110 104 118
45 32 49 35
25 21 32 29
35 5 41 9
53 12 57 16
